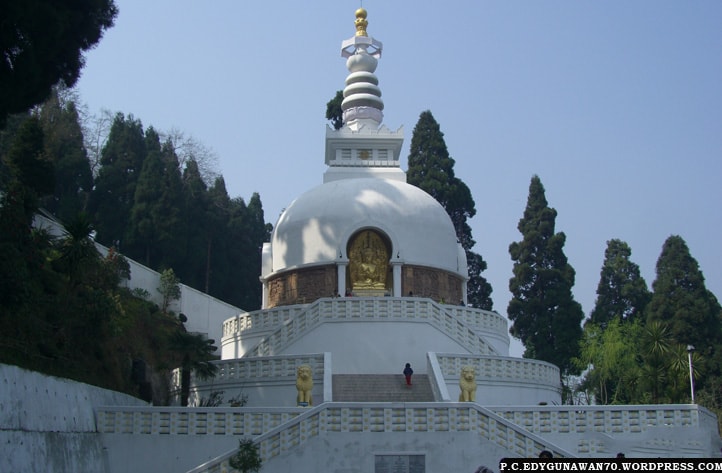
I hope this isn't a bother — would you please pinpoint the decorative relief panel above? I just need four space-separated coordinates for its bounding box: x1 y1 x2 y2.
402 265 463 303
267 266 337 307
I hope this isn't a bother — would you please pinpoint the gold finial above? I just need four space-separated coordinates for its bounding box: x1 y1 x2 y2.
354 8 368 37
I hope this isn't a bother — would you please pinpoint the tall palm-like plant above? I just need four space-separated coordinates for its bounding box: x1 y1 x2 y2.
56 212 98 288
667 344 702 403
170 326 218 406
639 321 672 403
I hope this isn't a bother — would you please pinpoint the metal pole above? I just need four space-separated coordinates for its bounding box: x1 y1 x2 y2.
687 345 695 404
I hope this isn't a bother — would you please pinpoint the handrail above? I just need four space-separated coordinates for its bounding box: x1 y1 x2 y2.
223 298 507 339
93 403 710 473
435 353 560 385
169 353 328 403
237 298 500 358
96 403 707 438
183 402 576 473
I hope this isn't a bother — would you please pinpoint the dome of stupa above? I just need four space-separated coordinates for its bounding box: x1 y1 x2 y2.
259 8 468 308
269 177 464 276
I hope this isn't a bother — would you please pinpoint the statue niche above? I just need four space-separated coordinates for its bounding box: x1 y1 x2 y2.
348 230 389 294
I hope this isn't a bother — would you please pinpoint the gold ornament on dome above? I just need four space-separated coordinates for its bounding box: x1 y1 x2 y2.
349 230 388 291
354 8 368 37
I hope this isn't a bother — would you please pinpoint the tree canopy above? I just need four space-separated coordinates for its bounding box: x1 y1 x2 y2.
407 110 492 309
325 90 344 130
0 91 269 401
0 0 117 125
36 86 93 222
508 175 583 375
589 239 650 326
646 235 722 355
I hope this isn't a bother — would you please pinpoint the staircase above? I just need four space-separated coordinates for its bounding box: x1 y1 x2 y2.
332 374 435 402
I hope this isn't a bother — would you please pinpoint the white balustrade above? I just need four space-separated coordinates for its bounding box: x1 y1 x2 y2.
233 298 501 358
98 402 711 473
436 354 560 384
97 403 705 440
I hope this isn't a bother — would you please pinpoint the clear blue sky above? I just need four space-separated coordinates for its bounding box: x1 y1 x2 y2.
76 1 722 352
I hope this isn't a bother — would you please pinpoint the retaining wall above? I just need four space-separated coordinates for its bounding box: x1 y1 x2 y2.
0 363 146 473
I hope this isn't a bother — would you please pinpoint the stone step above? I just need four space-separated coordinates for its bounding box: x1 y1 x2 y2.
332 374 434 402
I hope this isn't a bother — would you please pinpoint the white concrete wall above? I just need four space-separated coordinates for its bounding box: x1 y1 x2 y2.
0 363 146 473
102 434 240 473
445 379 560 405
435 353 562 405
174 284 241 347
112 253 241 348
103 428 506 473
184 352 561 407
34 213 243 352
259 431 510 473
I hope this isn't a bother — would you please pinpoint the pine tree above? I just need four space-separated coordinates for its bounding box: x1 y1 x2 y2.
178 158 210 292
36 87 93 222
88 113 146 249
0 117 51 311
646 235 722 353
0 0 117 125
466 251 493 310
407 110 492 309
157 138 185 268
325 90 344 130
205 176 234 298
508 175 584 375
127 129 184 269
590 239 650 325
126 128 163 265
238 192 270 310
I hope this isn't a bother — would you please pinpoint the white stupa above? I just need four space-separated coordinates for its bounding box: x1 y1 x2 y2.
138 9 720 472
218 8 559 391
6 9 720 473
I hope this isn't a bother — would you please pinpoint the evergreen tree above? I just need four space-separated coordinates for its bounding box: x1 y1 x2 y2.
178 159 210 291
0 0 117 125
3 116 54 199
36 86 93 222
127 128 164 265
646 235 722 354
236 192 270 310
0 113 31 186
0 117 51 313
88 113 146 248
325 90 344 130
205 177 233 296
508 175 584 375
466 251 493 310
157 139 187 267
407 110 492 308
201 180 269 309
589 239 650 326
127 129 184 268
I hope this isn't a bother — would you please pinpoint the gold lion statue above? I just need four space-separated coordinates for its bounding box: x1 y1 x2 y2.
296 365 313 406
458 366 477 402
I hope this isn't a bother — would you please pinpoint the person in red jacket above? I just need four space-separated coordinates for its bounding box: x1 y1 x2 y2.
403 363 413 386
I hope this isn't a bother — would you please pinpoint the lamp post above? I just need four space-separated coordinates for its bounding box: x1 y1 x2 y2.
687 345 696 404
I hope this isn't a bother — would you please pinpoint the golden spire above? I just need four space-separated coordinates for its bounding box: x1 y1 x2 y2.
354 8 368 37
